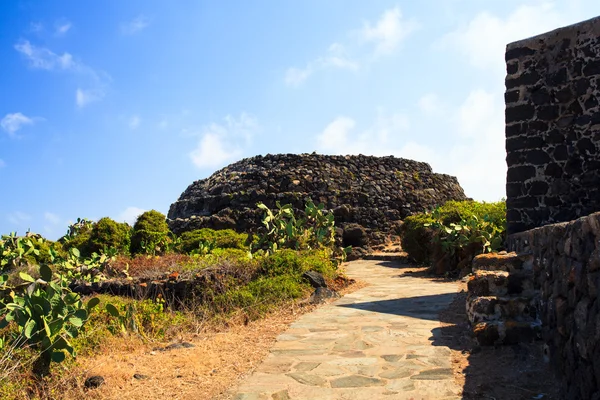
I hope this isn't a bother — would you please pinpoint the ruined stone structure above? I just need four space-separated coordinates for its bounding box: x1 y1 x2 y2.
503 16 600 400
505 16 600 235
168 153 467 245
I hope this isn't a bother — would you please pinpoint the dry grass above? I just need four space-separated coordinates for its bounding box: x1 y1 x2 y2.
43 279 364 400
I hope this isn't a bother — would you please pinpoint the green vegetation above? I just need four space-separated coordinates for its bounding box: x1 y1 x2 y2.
400 200 506 274
252 199 350 264
178 228 248 254
0 266 100 377
130 210 170 255
0 199 348 394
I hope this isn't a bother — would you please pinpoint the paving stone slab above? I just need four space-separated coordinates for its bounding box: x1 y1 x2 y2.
231 259 462 399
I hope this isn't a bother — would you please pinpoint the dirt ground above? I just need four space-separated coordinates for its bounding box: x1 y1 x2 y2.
436 280 562 400
52 279 365 400
45 265 561 400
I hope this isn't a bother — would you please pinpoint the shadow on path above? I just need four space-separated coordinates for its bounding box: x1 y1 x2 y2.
429 291 561 399
337 293 457 321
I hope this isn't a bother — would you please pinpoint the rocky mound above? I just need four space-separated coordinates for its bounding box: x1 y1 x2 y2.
168 153 467 246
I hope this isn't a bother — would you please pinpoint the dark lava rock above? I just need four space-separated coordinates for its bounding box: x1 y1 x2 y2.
302 271 327 288
309 287 340 304
167 153 467 245
84 375 105 389
133 373 149 380
342 223 369 247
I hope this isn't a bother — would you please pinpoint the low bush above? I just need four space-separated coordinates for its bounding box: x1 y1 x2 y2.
87 217 131 256
178 228 248 254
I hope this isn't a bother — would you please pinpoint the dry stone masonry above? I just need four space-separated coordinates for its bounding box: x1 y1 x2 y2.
508 213 600 400
168 153 466 246
505 16 600 234
503 16 600 400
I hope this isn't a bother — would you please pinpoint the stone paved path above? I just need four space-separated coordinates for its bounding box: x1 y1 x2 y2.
231 259 462 400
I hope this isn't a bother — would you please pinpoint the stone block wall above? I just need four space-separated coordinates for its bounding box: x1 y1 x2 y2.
168 153 467 244
505 16 600 234
508 212 600 400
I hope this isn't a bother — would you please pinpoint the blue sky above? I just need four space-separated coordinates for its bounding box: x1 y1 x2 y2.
1 1 599 239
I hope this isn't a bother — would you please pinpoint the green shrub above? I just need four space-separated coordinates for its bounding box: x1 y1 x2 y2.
258 249 336 279
400 213 435 264
400 200 506 272
130 210 170 255
178 228 248 254
87 217 131 256
212 274 309 316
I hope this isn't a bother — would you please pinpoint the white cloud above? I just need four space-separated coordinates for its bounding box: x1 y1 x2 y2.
15 40 109 108
440 3 566 71
117 206 147 225
55 21 72 36
14 40 74 70
121 15 151 35
76 88 102 108
129 115 141 129
446 88 506 201
44 212 61 225
7 211 32 226
317 117 356 150
360 6 417 56
190 133 243 169
285 6 414 86
189 113 259 169
316 111 414 157
1 113 36 137
285 43 358 87
285 66 315 87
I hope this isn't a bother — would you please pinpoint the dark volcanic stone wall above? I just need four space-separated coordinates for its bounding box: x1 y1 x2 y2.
508 212 600 400
505 16 600 234
168 153 467 243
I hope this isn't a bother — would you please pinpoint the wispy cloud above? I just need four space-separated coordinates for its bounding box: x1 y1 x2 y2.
0 159 5 168
14 40 109 108
128 115 141 130
316 110 413 157
75 88 103 108
189 113 259 169
440 3 566 71
1 113 37 137
285 6 415 86
55 20 72 36
29 22 44 33
359 6 417 56
285 43 359 87
7 211 32 226
14 40 74 70
117 206 146 225
121 15 151 35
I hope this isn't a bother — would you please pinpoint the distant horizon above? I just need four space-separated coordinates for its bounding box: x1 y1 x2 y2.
2 1 599 239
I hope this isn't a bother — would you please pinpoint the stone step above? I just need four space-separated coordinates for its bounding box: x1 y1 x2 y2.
466 295 538 324
472 319 542 346
467 270 536 297
363 253 409 262
472 251 532 273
